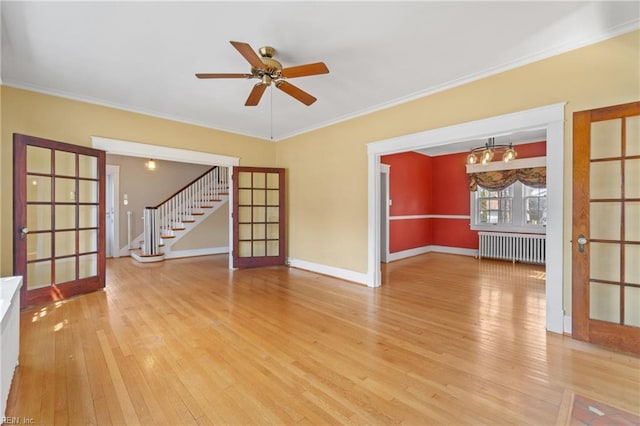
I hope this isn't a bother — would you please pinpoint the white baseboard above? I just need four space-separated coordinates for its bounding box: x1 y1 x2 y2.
563 315 572 335
287 258 369 286
387 245 478 262
164 246 229 259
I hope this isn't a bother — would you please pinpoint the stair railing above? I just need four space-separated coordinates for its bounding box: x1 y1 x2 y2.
155 166 229 238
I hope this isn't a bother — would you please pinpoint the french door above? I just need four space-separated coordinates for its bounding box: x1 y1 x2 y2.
572 101 640 354
233 167 285 268
14 134 106 308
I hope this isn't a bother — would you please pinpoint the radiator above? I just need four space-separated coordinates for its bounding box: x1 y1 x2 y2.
478 232 546 264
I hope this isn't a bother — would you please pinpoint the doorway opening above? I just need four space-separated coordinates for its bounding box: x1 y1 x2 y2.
367 103 566 334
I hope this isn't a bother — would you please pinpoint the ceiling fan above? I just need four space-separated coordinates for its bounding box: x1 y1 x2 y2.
196 41 329 107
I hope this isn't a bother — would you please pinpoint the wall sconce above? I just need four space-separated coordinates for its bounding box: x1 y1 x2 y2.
145 159 157 171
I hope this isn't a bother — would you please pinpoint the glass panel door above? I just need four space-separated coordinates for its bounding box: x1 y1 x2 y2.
14 134 105 308
572 102 640 354
233 167 285 268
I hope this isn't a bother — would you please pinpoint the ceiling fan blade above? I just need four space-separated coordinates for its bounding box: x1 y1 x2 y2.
280 62 329 79
230 41 265 70
245 83 267 106
196 73 253 79
275 81 317 106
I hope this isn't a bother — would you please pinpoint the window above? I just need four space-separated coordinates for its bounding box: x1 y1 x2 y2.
471 182 546 233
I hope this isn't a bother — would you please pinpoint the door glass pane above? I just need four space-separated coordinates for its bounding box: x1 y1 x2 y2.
27 233 51 261
238 224 251 240
238 241 251 257
590 242 620 281
238 207 251 223
624 286 640 327
625 159 640 199
27 261 51 290
591 119 621 159
238 189 251 204
55 231 76 257
55 257 76 284
266 224 279 239
252 224 265 239
252 241 265 256
590 161 621 199
253 173 265 188
79 180 98 203
267 190 279 206
27 176 51 202
79 229 97 253
238 172 251 187
79 205 97 228
55 205 76 229
79 254 97 279
27 205 51 231
267 241 279 256
253 189 265 205
589 282 620 323
626 116 640 156
626 202 640 241
625 245 640 285
55 178 76 202
266 173 279 189
590 202 620 240
252 207 266 222
27 146 51 174
267 207 279 222
55 151 75 176
78 155 97 179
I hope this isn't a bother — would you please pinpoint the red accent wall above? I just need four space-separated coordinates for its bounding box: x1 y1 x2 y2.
382 141 546 254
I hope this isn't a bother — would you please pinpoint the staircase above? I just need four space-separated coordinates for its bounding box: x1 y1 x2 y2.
131 166 229 263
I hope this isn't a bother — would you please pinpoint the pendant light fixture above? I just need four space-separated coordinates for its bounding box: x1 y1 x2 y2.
466 137 517 165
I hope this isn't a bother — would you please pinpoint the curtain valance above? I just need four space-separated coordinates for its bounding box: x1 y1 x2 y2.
467 167 546 191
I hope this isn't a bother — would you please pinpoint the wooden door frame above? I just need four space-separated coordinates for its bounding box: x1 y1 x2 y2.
572 101 640 353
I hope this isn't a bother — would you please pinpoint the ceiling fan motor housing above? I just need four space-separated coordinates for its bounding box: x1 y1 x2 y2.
252 46 282 81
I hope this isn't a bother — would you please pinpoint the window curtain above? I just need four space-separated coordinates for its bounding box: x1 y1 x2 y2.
468 167 546 191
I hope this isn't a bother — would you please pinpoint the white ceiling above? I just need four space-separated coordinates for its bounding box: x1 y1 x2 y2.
1 1 638 143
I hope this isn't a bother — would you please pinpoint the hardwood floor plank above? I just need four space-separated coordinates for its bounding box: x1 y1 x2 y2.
6 253 640 424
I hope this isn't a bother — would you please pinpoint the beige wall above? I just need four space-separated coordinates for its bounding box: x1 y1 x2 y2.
172 203 229 251
106 154 211 249
0 86 274 274
276 30 640 311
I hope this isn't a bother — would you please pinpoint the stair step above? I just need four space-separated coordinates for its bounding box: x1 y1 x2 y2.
172 227 186 231
192 212 205 216
182 220 195 223
161 235 176 239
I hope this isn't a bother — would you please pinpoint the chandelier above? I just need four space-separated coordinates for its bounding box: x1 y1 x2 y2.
466 137 517 165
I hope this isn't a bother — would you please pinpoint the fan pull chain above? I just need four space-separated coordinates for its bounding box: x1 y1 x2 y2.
270 87 274 140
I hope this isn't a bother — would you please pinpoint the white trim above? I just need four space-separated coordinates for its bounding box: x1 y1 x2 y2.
367 102 566 334
564 315 572 335
91 136 240 167
389 214 470 220
465 156 546 173
288 258 369 286
106 165 120 258
388 245 477 262
164 246 229 259
380 164 390 263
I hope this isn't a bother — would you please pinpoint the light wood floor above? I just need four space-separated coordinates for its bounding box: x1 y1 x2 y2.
6 253 640 425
